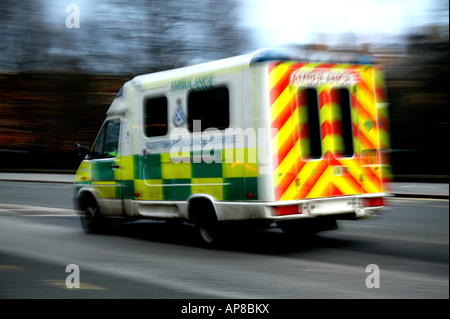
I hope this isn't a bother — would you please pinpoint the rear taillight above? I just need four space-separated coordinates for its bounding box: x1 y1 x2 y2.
276 205 302 216
363 197 383 207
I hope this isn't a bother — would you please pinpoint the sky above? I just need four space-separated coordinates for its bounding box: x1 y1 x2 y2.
46 0 448 48
2 0 447 73
242 0 447 47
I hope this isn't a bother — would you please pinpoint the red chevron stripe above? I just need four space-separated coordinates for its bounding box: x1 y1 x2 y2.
359 131 376 150
270 94 297 131
269 63 304 105
274 160 305 200
338 172 363 194
274 122 299 167
318 89 328 109
332 121 343 138
329 156 362 191
363 171 382 193
299 122 309 139
357 75 374 97
311 63 337 71
352 123 358 135
330 183 343 196
375 87 386 103
321 121 332 137
268 61 283 73
298 160 329 199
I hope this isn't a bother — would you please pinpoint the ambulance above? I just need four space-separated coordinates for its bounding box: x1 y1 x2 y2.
73 48 391 245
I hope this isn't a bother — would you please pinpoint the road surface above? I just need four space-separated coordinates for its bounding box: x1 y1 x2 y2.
0 180 448 303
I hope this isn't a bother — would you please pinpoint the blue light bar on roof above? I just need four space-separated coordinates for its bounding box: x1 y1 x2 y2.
250 48 375 65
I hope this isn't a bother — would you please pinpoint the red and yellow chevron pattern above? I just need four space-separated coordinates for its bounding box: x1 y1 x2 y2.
269 62 391 201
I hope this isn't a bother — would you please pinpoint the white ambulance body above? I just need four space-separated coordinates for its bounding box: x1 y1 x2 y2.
73 49 391 244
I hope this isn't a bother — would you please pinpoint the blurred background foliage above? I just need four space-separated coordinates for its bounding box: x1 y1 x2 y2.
0 0 448 181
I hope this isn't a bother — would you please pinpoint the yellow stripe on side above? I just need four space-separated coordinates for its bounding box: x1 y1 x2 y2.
115 155 134 180
191 178 224 200
93 181 118 199
137 179 164 200
74 160 90 182
222 147 258 178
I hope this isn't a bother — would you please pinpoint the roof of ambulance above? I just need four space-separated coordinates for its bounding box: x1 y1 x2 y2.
130 48 375 88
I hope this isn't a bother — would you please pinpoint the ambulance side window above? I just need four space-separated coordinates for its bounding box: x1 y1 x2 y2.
187 86 229 132
91 119 121 159
144 96 168 137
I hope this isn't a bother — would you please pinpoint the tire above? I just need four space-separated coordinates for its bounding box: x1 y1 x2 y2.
198 218 221 245
191 200 223 246
80 201 106 234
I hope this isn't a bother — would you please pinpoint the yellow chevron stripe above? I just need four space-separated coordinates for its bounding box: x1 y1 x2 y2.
357 87 377 121
272 108 299 152
297 160 320 181
331 134 344 154
339 158 362 182
378 129 390 149
373 68 386 94
358 117 379 148
277 139 302 200
360 68 374 87
373 165 382 181
330 63 352 70
362 166 382 193
307 166 331 198
279 179 298 201
298 103 308 123
270 85 296 122
363 179 380 193
273 145 296 188
321 134 331 155
333 178 356 195
329 101 342 121
300 63 323 72
269 62 295 90
319 102 329 125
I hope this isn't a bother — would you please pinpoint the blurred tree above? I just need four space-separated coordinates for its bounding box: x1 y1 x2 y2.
386 26 448 178
0 0 255 74
0 0 256 170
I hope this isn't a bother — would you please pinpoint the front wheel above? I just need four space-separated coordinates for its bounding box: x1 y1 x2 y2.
80 203 106 234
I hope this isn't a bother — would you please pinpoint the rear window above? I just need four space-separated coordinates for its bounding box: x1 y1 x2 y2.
330 88 354 157
297 88 322 159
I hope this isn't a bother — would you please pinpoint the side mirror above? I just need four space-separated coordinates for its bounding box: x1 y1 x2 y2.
74 143 92 159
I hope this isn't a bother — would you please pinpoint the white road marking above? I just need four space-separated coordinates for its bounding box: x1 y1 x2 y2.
0 203 77 216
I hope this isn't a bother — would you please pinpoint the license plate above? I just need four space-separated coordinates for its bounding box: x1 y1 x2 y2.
361 149 377 165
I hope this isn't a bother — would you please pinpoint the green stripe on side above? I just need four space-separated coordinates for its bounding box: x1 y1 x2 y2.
91 160 115 181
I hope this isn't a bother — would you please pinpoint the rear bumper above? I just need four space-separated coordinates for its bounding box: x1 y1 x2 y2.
215 193 391 221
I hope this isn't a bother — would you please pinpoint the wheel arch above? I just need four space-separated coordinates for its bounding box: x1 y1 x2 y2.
76 187 100 211
187 194 218 223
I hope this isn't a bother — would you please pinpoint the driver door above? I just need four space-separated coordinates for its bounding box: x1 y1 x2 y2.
90 118 123 216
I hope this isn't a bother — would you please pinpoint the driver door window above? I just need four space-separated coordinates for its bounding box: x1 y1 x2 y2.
92 119 121 159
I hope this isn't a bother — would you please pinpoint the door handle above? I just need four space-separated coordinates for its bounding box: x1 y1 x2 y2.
111 163 120 170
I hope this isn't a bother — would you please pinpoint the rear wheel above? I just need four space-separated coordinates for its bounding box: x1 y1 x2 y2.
190 199 223 246
198 217 221 245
